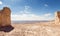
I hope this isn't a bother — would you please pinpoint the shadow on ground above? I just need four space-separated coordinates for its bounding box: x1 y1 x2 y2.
0 25 14 32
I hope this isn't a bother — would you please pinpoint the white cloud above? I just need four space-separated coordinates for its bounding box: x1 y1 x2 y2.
25 6 30 10
11 13 53 21
11 14 43 21
20 6 31 14
0 1 2 5
44 4 48 7
44 13 51 17
11 6 53 21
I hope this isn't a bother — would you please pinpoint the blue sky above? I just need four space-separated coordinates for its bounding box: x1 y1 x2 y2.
0 0 60 21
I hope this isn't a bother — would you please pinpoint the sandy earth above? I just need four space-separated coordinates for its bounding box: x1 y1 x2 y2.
0 21 60 36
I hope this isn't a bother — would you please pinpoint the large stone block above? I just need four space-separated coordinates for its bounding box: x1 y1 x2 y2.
0 7 11 27
55 11 60 24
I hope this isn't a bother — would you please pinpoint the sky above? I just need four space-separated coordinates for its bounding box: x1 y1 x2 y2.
0 0 60 21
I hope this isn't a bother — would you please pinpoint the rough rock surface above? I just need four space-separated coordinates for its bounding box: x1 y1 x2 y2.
55 11 60 24
0 7 11 27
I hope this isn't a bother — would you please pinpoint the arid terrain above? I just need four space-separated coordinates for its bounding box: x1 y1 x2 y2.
0 21 60 36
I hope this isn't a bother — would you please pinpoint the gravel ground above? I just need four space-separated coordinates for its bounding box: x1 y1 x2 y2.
0 22 60 36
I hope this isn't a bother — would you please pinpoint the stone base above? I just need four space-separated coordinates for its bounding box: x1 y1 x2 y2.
0 25 14 32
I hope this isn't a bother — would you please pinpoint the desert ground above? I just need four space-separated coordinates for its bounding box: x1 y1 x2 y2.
0 21 60 36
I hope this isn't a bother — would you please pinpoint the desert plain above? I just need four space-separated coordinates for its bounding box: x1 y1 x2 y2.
0 21 60 36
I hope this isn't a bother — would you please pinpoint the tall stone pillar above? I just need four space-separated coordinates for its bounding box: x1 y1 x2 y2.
0 7 11 27
0 7 14 32
0 10 2 25
55 11 60 24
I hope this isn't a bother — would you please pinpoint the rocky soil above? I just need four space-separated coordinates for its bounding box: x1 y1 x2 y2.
0 21 60 36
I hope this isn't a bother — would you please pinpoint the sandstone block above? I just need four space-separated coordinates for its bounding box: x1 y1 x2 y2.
0 7 11 27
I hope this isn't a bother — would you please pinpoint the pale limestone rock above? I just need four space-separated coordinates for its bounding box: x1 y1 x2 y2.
0 7 11 27
55 11 60 24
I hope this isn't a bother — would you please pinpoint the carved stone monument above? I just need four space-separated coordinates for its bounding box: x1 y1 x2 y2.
55 11 60 24
0 7 11 27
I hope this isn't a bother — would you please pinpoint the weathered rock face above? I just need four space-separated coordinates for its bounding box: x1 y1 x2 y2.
55 11 60 24
0 7 11 27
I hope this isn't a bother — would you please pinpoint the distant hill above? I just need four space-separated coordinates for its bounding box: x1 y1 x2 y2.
11 20 52 24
